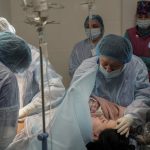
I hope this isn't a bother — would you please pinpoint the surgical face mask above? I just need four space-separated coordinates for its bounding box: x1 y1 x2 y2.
15 68 26 74
99 64 122 78
85 28 101 40
136 19 150 29
17 72 26 77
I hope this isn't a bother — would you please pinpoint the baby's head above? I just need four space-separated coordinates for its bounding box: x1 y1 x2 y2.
89 98 100 113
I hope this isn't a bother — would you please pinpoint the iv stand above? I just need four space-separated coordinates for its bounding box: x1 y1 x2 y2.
23 12 49 150
21 1 64 149
36 13 49 150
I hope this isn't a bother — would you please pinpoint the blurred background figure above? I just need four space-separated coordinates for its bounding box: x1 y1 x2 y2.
0 32 31 150
0 17 65 119
125 0 150 81
69 14 104 77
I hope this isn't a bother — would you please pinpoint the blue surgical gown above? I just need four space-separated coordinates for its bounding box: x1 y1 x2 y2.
73 55 150 126
69 38 95 77
0 62 19 150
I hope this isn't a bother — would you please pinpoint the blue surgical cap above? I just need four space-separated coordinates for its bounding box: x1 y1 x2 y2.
0 32 31 73
96 34 133 64
84 14 104 38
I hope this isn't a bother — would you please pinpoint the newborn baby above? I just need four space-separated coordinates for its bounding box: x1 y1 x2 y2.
89 96 125 140
89 97 103 114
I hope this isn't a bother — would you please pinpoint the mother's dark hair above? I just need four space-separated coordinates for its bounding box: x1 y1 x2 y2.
86 129 135 150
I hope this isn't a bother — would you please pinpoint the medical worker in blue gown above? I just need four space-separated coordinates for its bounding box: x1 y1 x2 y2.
0 32 31 150
73 34 150 137
69 14 104 77
0 17 65 118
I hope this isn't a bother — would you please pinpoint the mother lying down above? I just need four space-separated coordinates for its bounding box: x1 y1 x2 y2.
17 96 125 138
13 95 146 150
15 94 149 148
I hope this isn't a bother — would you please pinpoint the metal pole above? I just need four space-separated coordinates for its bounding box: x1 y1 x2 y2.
37 13 48 150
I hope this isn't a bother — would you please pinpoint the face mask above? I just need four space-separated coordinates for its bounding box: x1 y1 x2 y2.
99 64 122 78
17 72 26 77
15 68 26 74
91 48 96 56
136 19 150 29
85 28 101 40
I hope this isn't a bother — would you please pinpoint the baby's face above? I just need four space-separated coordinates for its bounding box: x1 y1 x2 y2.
92 115 117 140
89 100 100 113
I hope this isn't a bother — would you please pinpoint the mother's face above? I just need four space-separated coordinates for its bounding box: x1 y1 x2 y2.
92 115 117 140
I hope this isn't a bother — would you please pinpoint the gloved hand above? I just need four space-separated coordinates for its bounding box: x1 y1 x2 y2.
115 114 134 137
18 103 36 119
18 108 28 119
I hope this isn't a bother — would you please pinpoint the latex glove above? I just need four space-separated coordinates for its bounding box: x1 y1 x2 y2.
115 114 134 137
18 103 36 119
18 108 28 119
48 78 65 101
